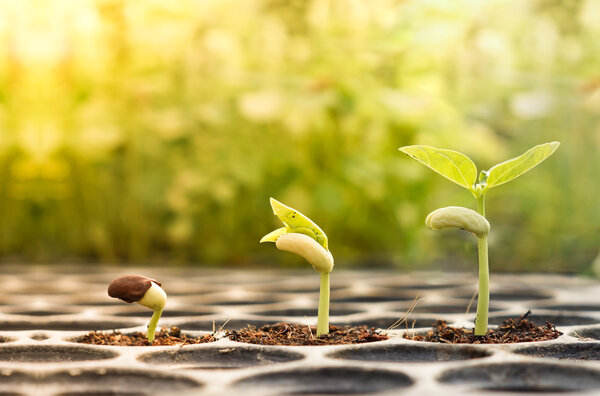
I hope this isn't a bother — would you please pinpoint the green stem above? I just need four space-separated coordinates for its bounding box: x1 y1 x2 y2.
477 194 486 217
147 309 163 343
316 272 330 336
475 235 489 335
474 194 489 336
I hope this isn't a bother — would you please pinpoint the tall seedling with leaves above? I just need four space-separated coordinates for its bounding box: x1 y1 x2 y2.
399 142 559 335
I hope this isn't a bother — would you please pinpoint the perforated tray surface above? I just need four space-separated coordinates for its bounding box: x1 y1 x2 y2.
0 265 599 395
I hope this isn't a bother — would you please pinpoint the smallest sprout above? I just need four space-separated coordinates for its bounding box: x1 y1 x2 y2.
108 275 167 344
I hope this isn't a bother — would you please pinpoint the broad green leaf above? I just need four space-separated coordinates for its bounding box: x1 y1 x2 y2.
399 145 477 192
266 198 329 250
483 142 560 192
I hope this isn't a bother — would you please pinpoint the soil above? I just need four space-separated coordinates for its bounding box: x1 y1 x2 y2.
77 326 216 346
227 322 388 346
405 311 562 344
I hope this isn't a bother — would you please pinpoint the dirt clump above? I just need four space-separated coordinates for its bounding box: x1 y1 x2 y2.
228 322 388 346
405 311 562 344
78 326 216 346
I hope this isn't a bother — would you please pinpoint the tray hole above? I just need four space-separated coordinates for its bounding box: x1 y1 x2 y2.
514 343 600 360
264 284 346 294
538 304 600 312
30 333 50 341
411 304 502 314
9 287 73 295
439 362 600 393
112 310 213 318
0 371 31 394
254 308 361 317
234 367 413 394
572 328 600 340
204 299 280 306
454 290 553 301
480 385 573 393
329 343 490 362
56 392 143 396
48 369 202 393
11 310 71 317
0 321 137 331
387 282 462 291
72 301 123 307
0 345 117 362
332 294 415 303
140 346 303 369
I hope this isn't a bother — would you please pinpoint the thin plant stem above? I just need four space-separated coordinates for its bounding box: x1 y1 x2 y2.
477 194 486 217
316 272 330 336
474 194 489 336
475 235 489 335
146 308 163 343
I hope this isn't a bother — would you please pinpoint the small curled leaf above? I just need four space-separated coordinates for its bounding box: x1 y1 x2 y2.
267 198 328 250
260 227 288 243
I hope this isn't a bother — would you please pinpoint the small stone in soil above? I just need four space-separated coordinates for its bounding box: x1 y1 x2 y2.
227 322 388 346
404 314 562 344
77 326 216 346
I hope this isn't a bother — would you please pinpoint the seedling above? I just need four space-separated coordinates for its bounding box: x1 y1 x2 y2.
261 198 334 336
108 274 167 343
399 142 559 335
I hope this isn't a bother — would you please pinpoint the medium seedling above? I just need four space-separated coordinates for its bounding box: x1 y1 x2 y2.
261 198 334 336
399 142 559 335
108 274 167 343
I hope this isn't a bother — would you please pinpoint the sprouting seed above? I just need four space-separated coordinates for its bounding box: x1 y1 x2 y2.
108 274 167 343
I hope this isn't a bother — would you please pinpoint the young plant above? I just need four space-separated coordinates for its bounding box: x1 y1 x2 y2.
260 198 334 336
108 274 167 343
399 142 559 335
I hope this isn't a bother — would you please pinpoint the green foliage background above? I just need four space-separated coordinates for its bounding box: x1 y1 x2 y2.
0 0 598 271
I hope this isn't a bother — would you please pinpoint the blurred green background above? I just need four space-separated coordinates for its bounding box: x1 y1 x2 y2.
0 0 598 271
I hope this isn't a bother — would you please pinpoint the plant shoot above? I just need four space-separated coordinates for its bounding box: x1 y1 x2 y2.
261 198 334 336
399 142 559 335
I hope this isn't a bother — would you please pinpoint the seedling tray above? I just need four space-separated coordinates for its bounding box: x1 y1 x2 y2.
1 266 599 395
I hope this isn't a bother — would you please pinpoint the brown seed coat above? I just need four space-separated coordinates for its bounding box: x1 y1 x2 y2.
107 275 161 303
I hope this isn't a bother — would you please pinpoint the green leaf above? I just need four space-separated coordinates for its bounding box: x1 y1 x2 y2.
483 142 560 192
267 198 329 250
399 145 477 192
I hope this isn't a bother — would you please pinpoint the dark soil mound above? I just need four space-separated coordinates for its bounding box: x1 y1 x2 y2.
227 322 388 346
78 326 216 346
405 312 562 344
